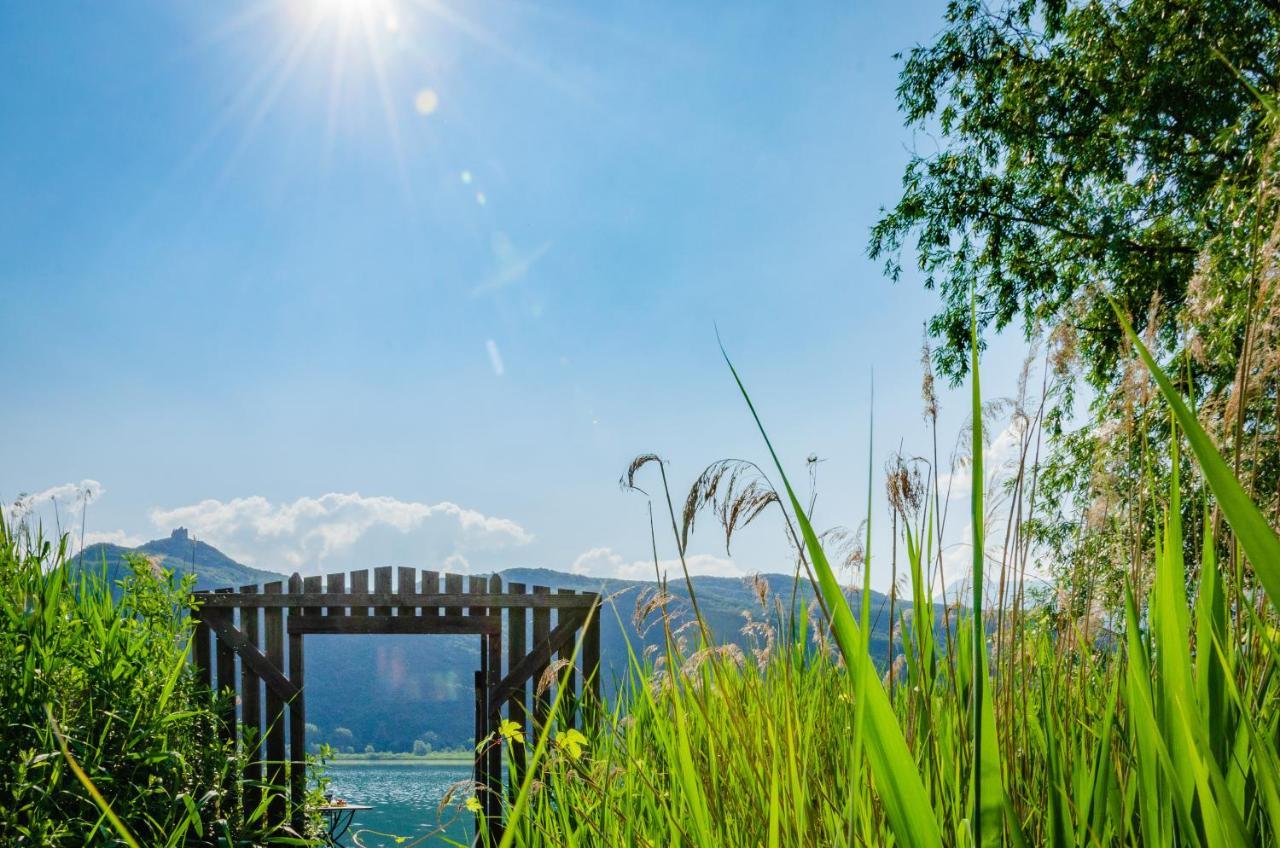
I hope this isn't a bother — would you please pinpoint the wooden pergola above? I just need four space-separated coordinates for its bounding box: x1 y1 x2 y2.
190 566 600 836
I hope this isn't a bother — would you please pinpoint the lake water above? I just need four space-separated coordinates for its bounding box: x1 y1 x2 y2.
325 761 474 846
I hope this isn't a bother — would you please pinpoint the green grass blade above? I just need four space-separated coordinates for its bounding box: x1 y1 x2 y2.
1111 300 1280 614
721 343 941 848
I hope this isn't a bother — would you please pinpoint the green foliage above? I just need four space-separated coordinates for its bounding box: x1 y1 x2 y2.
472 342 1280 846
870 0 1277 386
0 518 273 847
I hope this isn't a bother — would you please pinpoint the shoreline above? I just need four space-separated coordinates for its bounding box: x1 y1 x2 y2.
327 756 473 766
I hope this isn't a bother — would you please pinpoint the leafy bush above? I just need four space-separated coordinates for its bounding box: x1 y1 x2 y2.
0 519 244 846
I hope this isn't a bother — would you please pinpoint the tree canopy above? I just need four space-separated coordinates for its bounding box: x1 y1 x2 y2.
872 0 1279 388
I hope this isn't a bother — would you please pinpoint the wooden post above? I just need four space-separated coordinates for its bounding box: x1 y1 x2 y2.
263 580 286 828
584 598 601 707
239 585 263 817
288 574 307 832
557 589 579 728
486 574 503 828
506 582 528 788
532 586 551 735
214 590 237 747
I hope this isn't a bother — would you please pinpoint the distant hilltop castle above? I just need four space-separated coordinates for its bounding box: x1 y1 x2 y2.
170 527 190 542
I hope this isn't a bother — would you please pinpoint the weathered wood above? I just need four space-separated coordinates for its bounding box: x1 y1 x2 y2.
506 582 528 786
397 567 416 615
289 614 499 636
374 567 393 617
204 609 300 701
349 570 369 617
287 574 306 832
193 617 212 691
193 591 598 610
473 669 485 832
445 573 464 618
189 566 599 839
326 572 346 615
486 574 503 825
421 570 440 617
298 572 323 828
558 589 579 727
493 609 585 707
263 581 286 826
239 585 263 816
532 586 551 732
584 600 602 704
214 590 237 747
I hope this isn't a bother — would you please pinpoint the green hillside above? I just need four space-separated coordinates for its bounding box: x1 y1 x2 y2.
74 528 286 591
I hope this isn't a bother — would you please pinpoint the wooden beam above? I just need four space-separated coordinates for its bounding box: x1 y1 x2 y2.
203 608 300 701
288 614 499 636
192 591 599 610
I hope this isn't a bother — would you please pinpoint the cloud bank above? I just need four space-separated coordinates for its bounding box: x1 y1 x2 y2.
570 546 742 581
149 493 533 573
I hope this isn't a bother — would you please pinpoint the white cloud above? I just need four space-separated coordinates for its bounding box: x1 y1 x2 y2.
5 479 104 526
149 493 533 573
571 546 743 581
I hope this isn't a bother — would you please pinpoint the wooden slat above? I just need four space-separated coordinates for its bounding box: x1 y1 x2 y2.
193 591 599 609
349 570 369 617
263 580 286 827
374 567 393 617
238 585 263 816
421 570 440 617
506 582 528 786
398 567 417 616
193 617 212 691
326 572 345 615
445 574 464 618
486 574 504 824
287 574 306 832
558 589 579 727
214 590 237 747
584 601 602 705
473 669 485 832
531 586 551 732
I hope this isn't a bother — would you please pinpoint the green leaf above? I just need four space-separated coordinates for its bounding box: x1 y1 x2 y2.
1111 300 1280 615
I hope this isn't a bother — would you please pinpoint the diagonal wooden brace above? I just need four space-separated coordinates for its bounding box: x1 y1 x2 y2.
491 610 586 706
202 608 300 702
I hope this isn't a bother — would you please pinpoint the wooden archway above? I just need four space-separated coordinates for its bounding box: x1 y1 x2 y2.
190 567 600 836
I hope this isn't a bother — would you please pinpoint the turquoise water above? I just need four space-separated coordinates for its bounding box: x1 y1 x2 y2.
324 761 474 846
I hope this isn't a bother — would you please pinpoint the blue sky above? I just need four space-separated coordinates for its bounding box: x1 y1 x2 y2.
1 0 1035 590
